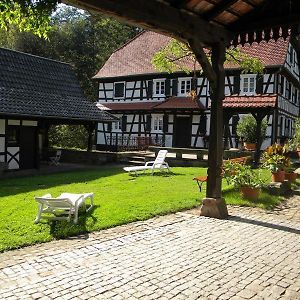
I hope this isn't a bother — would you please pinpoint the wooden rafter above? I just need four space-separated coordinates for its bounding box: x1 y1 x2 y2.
64 0 231 46
203 0 240 21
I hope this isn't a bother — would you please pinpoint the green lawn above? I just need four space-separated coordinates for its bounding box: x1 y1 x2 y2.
0 166 287 252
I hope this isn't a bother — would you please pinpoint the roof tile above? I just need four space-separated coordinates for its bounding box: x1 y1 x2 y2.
0 48 116 122
94 31 289 79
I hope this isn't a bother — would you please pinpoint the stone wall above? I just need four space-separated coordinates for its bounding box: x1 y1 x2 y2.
60 149 118 165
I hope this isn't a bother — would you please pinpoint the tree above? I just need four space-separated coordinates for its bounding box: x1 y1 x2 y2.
152 39 264 77
0 0 58 38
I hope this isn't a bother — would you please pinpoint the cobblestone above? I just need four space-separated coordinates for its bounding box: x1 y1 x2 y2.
0 195 299 299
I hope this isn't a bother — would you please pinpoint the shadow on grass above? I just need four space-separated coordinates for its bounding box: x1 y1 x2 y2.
228 215 300 235
0 167 124 197
49 205 98 239
127 171 184 179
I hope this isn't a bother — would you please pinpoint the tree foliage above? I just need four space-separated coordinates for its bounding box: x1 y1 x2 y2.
0 0 58 38
152 39 264 76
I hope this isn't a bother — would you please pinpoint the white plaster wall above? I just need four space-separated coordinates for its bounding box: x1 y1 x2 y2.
22 120 37 126
0 137 5 153
0 119 5 134
165 135 172 147
193 115 200 123
7 147 19 169
8 120 20 126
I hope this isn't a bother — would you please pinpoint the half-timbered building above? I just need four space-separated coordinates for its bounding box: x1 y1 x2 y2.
0 48 115 170
94 31 300 151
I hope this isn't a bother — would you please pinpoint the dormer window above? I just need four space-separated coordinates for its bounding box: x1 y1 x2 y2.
240 75 256 95
113 82 125 99
178 78 191 96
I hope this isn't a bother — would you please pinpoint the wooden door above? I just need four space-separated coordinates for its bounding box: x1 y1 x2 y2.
19 126 37 169
173 116 192 148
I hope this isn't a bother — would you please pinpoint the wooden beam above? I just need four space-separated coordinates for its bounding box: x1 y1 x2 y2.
64 0 231 46
206 42 226 199
204 0 240 21
200 42 228 218
188 39 216 83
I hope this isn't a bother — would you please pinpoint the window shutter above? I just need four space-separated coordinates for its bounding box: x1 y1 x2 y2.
165 79 171 97
146 115 152 132
147 80 153 99
232 115 240 135
199 115 207 135
107 122 112 132
163 115 168 133
121 115 127 132
256 75 264 94
191 77 197 91
172 79 178 96
233 75 240 94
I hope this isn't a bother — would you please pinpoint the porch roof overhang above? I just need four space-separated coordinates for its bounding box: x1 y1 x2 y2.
64 0 300 47
222 94 277 109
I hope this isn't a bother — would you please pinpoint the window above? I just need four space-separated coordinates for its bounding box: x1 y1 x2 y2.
241 75 256 95
178 78 191 95
113 121 122 131
152 115 163 132
113 82 125 98
153 80 165 96
7 126 20 146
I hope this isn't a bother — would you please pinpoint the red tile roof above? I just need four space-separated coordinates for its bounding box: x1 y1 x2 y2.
94 31 289 79
97 101 161 111
154 97 205 110
223 95 277 108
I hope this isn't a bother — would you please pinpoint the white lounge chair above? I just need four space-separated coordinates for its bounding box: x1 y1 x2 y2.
123 149 170 175
49 150 62 166
34 193 94 224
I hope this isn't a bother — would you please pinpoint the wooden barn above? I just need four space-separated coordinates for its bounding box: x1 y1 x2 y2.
0 48 116 170
94 31 300 151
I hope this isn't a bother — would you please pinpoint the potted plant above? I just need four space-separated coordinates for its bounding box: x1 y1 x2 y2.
285 166 298 182
229 164 264 200
286 118 300 158
261 144 290 182
236 115 267 151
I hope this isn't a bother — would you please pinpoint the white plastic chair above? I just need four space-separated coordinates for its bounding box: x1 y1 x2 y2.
123 150 170 175
34 193 94 224
49 150 62 166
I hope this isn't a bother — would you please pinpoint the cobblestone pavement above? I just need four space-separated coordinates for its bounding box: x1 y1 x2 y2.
0 196 299 300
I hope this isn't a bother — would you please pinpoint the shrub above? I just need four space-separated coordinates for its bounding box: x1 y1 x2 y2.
261 144 290 172
286 118 300 151
236 115 267 143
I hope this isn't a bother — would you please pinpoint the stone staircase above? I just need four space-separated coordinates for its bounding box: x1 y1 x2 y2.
117 151 154 166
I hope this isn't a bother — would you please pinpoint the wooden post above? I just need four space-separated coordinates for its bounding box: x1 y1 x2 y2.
87 123 94 152
200 42 228 219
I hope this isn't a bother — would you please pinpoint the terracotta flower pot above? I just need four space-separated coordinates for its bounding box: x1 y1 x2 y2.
285 172 297 182
244 142 256 151
240 186 261 201
271 170 285 182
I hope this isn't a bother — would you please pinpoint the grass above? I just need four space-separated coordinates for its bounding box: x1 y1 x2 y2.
0 166 290 252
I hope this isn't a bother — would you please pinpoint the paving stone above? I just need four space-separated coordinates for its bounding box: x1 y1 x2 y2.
0 196 300 299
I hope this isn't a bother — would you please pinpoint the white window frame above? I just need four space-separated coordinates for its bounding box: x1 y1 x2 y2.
113 81 125 99
240 74 256 95
113 120 122 131
153 79 165 97
152 115 163 132
178 78 192 96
